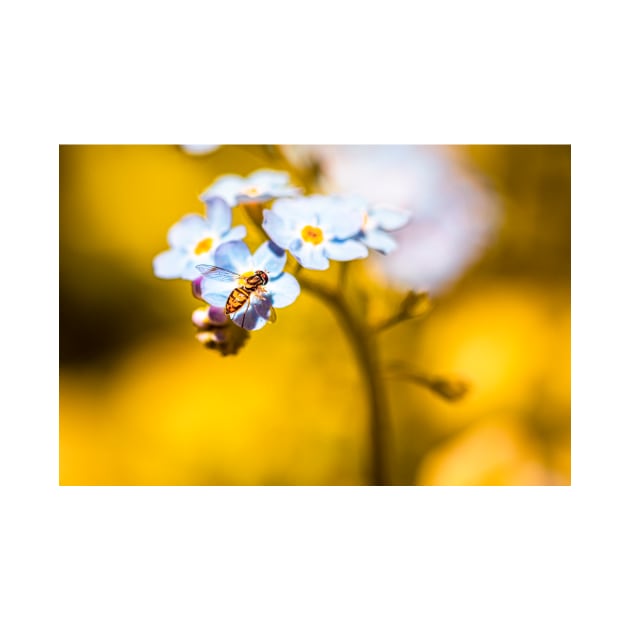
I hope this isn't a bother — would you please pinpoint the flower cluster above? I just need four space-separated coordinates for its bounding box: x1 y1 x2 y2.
262 194 412 269
153 167 411 349
283 145 498 293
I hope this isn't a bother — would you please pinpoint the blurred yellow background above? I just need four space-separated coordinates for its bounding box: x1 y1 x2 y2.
59 145 570 485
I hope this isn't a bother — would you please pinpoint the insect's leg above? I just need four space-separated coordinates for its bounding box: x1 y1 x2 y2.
268 304 277 323
242 297 251 330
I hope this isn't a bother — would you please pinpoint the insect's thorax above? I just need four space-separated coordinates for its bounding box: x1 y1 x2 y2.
240 270 268 290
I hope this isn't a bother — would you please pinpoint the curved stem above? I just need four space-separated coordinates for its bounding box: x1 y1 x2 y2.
300 277 388 485
234 174 388 483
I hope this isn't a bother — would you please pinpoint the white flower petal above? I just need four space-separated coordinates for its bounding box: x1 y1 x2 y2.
323 239 369 262
200 175 245 208
252 240 287 277
370 206 412 230
203 196 232 234
215 241 253 274
292 243 329 270
153 249 188 279
167 215 207 248
269 273 300 308
362 229 398 254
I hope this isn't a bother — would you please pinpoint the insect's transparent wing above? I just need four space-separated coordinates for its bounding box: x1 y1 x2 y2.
196 264 240 282
241 298 252 330
231 297 253 329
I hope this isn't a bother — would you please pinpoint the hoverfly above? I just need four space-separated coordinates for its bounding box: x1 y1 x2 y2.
196 264 276 329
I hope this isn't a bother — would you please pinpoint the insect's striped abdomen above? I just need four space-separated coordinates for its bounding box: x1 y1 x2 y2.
225 287 252 314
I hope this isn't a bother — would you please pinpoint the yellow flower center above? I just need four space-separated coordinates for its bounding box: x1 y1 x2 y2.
194 237 213 255
301 225 324 245
242 185 261 198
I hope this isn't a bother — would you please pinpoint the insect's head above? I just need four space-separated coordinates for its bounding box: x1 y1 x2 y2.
256 270 269 285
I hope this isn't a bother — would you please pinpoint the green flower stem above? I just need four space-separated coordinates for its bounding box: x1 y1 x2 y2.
299 277 389 486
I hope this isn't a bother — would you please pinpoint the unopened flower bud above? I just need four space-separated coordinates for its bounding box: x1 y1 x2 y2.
426 377 469 402
195 331 215 345
191 307 250 356
192 306 229 330
195 330 228 345
388 362 470 402
192 307 212 329
207 305 228 326
191 277 204 300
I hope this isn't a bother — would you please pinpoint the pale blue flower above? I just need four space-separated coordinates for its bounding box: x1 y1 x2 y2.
359 204 412 254
197 240 300 331
153 196 246 281
262 195 368 270
200 169 300 208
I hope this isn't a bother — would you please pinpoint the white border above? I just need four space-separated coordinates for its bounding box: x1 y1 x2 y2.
5 1 628 628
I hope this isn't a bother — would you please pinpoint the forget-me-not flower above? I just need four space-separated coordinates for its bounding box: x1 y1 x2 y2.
197 240 300 331
200 169 300 208
262 195 369 270
359 204 412 254
153 196 246 281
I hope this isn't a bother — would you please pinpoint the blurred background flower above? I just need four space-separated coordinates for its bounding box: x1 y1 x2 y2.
180 144 220 155
201 168 300 208
59 144 570 485
357 204 412 254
